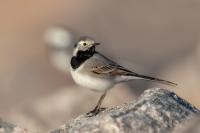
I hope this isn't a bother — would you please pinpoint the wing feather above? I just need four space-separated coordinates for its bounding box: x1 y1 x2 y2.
92 64 138 76
90 53 177 86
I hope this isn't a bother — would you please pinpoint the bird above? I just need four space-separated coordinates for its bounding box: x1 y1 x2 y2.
70 36 177 116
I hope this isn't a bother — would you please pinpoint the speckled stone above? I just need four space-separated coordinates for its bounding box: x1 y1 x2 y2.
0 119 33 133
172 116 200 133
49 88 200 133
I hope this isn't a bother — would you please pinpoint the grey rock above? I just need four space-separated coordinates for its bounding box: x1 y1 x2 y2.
49 88 200 133
1 88 199 133
0 119 33 133
172 116 200 133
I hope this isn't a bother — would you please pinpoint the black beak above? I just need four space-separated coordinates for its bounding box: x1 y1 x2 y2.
94 43 100 46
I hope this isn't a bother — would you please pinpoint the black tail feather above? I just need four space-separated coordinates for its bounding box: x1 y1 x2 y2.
135 74 177 86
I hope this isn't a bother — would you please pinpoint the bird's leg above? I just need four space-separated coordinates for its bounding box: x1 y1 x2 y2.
87 91 107 116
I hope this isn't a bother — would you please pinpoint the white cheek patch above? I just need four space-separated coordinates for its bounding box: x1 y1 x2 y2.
73 48 79 56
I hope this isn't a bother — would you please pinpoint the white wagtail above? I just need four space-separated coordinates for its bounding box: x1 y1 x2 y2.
70 36 177 116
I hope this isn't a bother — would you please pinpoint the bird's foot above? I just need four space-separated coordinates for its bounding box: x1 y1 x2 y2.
86 107 106 117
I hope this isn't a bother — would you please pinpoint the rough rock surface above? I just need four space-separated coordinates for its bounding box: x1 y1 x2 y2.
1 88 199 133
7 84 134 132
49 88 200 133
0 119 33 133
172 117 200 133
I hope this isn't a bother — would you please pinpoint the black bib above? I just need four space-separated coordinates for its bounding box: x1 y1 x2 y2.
71 46 95 69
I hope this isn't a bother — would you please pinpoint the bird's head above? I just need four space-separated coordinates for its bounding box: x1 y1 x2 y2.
73 36 100 56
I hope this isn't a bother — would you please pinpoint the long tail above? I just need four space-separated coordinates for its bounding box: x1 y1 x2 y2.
135 74 177 86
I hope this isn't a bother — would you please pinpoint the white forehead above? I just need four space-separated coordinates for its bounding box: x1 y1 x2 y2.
78 39 95 45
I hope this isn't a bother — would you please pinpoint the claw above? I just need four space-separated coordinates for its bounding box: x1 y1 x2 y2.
86 107 106 117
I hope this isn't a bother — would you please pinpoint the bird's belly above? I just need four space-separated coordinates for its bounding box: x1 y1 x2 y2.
71 70 113 92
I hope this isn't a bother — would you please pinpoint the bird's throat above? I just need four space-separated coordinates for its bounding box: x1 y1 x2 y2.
71 48 95 69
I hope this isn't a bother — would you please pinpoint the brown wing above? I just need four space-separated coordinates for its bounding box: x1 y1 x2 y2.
92 64 138 76
92 64 177 86
90 52 177 86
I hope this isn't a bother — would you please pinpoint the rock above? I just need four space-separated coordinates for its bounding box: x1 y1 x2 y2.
7 84 134 132
172 116 200 133
0 119 32 133
49 88 200 133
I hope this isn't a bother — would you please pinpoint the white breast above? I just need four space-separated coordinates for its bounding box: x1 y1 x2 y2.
70 66 114 92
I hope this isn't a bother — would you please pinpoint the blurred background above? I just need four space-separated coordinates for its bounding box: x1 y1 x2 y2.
0 0 200 132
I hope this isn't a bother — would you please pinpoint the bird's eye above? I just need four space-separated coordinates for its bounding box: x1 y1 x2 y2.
83 43 87 46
